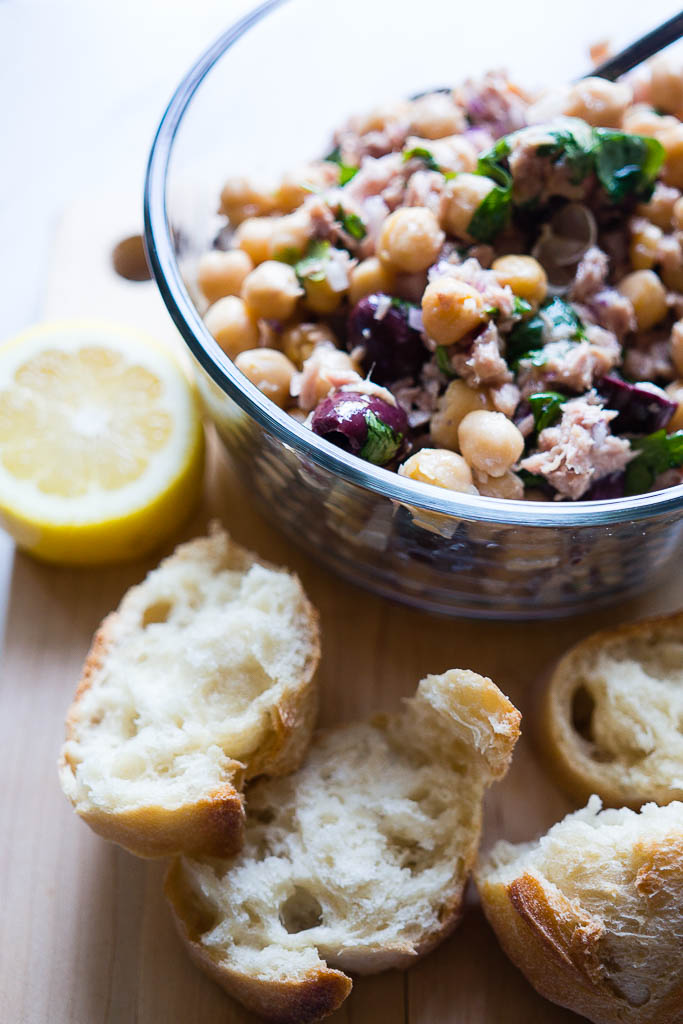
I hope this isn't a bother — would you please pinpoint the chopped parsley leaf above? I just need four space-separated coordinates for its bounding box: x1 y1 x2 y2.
625 429 683 495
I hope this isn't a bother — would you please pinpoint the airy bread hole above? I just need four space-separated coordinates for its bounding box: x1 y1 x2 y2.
279 887 323 934
604 968 651 1008
252 806 276 824
571 684 595 742
141 600 173 627
571 684 616 763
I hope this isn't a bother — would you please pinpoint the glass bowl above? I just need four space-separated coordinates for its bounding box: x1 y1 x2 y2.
144 0 683 618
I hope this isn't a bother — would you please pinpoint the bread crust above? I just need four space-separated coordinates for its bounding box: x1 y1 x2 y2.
164 670 521 1019
477 860 683 1024
165 861 352 1024
538 610 683 809
59 528 320 859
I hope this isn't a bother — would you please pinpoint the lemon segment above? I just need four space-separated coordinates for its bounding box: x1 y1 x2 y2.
0 321 205 565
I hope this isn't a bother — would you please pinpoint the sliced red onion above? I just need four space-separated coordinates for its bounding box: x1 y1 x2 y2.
598 375 676 434
407 306 424 332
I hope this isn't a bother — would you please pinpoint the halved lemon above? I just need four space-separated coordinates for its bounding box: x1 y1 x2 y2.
0 321 205 565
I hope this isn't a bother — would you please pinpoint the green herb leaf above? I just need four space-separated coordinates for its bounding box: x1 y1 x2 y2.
468 183 512 242
435 345 457 378
528 391 565 433
469 143 513 242
506 296 584 367
325 145 359 186
476 138 512 184
624 429 683 495
339 164 359 186
272 245 303 265
478 122 665 210
592 130 665 202
335 205 366 240
535 121 595 184
518 469 551 491
506 314 545 366
513 296 533 316
404 145 440 172
294 240 331 283
403 145 456 180
360 410 403 465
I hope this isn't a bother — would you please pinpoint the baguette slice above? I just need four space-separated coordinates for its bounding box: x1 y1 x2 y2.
476 798 683 1024
166 669 521 1024
540 611 683 808
59 524 319 858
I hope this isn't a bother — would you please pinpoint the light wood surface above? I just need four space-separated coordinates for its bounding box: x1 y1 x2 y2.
1 200 682 1024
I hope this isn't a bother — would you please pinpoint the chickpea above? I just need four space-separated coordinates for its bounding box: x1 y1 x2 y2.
241 260 302 321
421 276 486 346
561 77 632 128
441 174 496 241
474 469 524 500
276 162 340 212
617 269 668 330
354 101 411 135
268 210 313 261
629 220 662 271
434 135 478 174
219 177 275 224
348 257 396 305
233 216 278 265
234 348 296 408
621 103 679 138
674 196 683 230
491 255 547 306
649 56 683 118
281 322 337 369
398 448 478 494
408 92 466 140
204 296 260 358
636 184 681 231
378 207 444 273
197 249 254 304
660 255 683 292
430 380 492 450
458 410 525 478
302 276 344 315
666 379 683 430
671 321 683 377
658 124 683 190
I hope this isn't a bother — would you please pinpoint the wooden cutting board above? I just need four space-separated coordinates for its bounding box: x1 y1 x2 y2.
1 197 681 1024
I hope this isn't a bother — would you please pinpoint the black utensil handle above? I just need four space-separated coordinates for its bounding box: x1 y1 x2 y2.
590 10 683 81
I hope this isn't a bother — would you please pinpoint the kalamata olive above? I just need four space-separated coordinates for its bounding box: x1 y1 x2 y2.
310 390 408 465
582 472 626 500
598 374 676 434
347 293 427 385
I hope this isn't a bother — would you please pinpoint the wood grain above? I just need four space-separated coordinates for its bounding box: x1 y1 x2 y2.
0 199 681 1024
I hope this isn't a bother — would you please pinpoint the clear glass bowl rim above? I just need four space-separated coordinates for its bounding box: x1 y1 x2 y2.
143 0 683 528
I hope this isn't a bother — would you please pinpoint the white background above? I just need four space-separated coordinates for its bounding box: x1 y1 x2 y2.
0 0 681 641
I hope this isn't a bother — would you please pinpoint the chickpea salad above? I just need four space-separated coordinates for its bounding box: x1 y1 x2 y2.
197 60 683 502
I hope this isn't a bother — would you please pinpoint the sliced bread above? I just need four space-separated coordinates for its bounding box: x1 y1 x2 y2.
58 524 320 858
476 798 683 1024
165 669 521 1024
539 611 683 808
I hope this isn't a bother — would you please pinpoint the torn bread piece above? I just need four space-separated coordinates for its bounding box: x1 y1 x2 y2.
540 611 683 808
59 524 319 858
166 669 521 1023
476 798 683 1024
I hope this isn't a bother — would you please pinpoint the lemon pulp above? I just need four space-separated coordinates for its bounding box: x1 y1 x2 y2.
0 321 204 565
